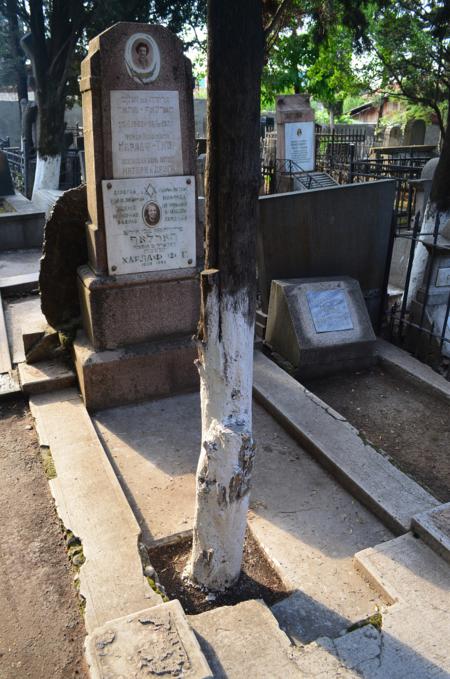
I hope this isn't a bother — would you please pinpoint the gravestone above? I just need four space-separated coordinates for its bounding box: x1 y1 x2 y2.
276 94 315 171
404 119 426 146
0 151 15 196
265 277 376 379
388 125 402 147
74 23 201 410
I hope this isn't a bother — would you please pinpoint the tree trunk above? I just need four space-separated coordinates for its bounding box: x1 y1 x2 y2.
32 87 65 194
5 0 28 106
188 0 264 591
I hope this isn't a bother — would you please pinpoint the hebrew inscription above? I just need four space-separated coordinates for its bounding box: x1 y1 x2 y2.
110 90 183 178
102 176 196 275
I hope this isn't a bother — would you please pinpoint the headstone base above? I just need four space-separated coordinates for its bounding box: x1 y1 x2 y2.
265 277 377 379
78 266 200 350
73 332 198 411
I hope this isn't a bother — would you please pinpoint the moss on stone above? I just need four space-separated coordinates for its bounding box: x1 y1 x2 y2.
40 447 57 479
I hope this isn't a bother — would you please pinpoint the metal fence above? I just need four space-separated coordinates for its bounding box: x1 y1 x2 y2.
3 144 82 198
316 149 430 229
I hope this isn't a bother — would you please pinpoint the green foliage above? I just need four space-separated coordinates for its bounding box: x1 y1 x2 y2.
360 0 449 133
262 20 366 116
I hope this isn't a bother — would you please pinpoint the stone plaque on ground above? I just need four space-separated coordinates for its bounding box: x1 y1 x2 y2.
85 600 212 678
265 277 376 379
102 175 196 274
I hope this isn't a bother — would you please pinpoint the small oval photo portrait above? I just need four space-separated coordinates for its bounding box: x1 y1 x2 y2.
133 41 152 70
143 201 161 228
124 32 160 84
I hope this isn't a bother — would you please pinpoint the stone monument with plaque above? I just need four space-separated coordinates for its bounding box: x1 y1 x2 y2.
74 23 202 410
265 277 376 379
276 94 315 172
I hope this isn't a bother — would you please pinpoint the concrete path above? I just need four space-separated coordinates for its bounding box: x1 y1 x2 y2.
29 388 162 633
95 392 392 636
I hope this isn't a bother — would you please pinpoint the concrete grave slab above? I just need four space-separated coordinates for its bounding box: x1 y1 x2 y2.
95 390 391 636
86 600 212 679
3 295 47 363
190 599 301 679
253 351 439 533
29 388 162 632
0 248 41 289
266 277 376 379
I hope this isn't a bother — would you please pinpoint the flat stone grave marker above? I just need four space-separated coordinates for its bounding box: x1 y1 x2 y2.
265 276 376 378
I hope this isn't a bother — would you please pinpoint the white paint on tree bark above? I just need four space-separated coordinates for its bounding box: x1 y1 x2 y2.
32 152 61 198
188 280 255 591
407 201 450 308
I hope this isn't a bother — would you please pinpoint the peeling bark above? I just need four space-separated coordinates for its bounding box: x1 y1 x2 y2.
190 275 256 589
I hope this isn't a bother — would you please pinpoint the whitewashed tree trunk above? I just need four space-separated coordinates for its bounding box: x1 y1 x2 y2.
407 200 450 308
32 152 61 198
189 274 255 590
187 1 264 591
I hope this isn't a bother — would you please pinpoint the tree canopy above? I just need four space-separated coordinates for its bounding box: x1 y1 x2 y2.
361 0 450 136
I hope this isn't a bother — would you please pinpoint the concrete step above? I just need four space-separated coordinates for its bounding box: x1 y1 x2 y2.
189 599 303 679
352 533 450 677
18 358 76 394
412 503 450 566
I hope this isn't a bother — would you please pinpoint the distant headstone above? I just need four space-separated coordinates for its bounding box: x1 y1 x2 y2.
424 124 441 148
388 125 402 146
404 119 426 146
265 277 376 379
276 94 315 171
0 151 15 196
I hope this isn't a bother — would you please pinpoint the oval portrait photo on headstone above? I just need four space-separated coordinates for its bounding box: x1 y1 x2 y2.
142 201 161 228
124 33 160 84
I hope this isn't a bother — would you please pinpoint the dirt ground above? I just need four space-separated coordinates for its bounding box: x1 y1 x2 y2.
306 366 450 502
149 531 289 615
0 397 88 679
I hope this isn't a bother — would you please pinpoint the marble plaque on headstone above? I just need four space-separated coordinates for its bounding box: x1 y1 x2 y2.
306 289 354 333
102 176 196 275
110 90 183 179
436 266 450 288
284 121 315 171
